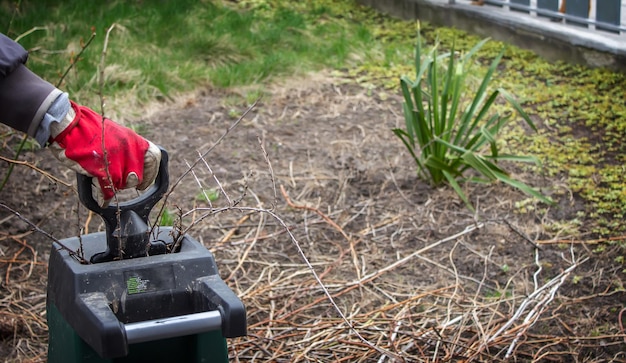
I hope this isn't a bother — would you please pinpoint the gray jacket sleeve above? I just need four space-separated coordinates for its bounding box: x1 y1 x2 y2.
0 33 62 139
0 33 28 77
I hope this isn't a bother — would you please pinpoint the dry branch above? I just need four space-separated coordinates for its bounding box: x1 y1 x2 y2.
0 156 72 188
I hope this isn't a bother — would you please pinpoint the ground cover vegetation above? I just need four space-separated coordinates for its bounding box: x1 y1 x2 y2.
1 0 626 361
3 0 624 237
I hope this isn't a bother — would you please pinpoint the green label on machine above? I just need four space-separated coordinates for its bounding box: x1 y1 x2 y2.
126 276 150 294
124 266 175 295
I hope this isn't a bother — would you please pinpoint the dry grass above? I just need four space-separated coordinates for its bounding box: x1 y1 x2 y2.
1 73 625 362
210 184 624 362
0 231 48 363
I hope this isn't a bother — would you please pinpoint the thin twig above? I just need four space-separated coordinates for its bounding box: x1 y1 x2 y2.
503 219 542 250
152 100 258 233
0 156 72 187
280 184 350 242
98 24 118 202
13 25 46 43
98 24 123 259
0 203 86 263
537 235 626 245
57 32 96 88
258 134 277 206
196 151 232 206
5 0 23 35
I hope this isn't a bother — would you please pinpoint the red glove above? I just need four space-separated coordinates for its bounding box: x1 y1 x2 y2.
49 101 160 202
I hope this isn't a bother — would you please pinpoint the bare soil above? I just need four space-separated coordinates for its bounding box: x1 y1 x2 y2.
0 73 624 362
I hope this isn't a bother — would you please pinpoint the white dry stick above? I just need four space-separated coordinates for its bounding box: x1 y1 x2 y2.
486 254 587 356
434 240 463 361
349 223 484 287
226 189 266 281
532 248 542 290
185 160 213 209
377 307 408 363
504 274 565 358
504 251 586 358
197 151 232 207
257 135 277 205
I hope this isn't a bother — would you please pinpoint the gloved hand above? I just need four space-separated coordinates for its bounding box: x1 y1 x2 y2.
49 101 161 204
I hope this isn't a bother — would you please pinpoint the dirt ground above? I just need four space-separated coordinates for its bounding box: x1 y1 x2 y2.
0 72 625 362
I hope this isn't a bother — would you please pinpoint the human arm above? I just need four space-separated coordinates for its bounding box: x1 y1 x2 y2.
0 33 63 142
0 33 160 201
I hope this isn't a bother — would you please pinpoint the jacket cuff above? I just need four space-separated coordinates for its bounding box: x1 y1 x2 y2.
35 92 70 146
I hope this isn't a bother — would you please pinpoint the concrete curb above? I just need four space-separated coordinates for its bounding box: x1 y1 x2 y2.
356 0 626 72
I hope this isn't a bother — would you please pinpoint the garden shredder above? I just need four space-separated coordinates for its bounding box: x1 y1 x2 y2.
46 149 246 363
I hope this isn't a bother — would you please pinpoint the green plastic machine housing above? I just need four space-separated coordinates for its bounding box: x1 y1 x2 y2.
46 149 246 362
47 228 246 363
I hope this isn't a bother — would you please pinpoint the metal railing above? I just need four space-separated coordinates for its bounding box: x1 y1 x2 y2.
450 0 626 34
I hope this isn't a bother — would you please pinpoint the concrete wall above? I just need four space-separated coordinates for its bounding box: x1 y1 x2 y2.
356 0 626 72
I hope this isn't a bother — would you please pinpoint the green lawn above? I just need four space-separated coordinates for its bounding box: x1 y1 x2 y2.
3 1 374 106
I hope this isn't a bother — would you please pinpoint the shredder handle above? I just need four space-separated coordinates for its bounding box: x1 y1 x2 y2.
124 310 223 344
77 147 169 219
74 293 227 358
76 147 170 262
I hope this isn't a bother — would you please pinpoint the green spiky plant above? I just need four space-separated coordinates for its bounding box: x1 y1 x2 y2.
393 29 553 211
